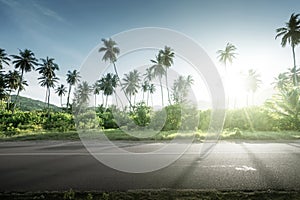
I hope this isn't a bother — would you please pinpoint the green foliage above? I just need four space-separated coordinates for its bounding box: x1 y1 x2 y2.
43 112 75 131
74 109 101 130
10 95 61 111
129 102 152 127
63 189 75 200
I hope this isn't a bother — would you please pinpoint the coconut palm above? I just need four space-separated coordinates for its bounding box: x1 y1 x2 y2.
276 13 300 86
160 46 174 105
172 75 194 104
99 73 118 108
37 57 59 109
92 82 101 107
66 70 81 109
148 83 156 107
244 69 262 105
0 71 7 101
73 81 91 107
98 38 132 107
122 70 141 104
150 53 166 106
217 43 237 71
0 48 10 69
55 84 67 107
141 81 149 102
11 49 39 112
5 70 21 109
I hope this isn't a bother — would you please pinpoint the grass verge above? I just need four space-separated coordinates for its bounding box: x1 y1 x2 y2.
0 129 300 141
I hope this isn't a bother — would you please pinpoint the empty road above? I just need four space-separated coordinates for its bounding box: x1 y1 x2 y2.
0 140 299 192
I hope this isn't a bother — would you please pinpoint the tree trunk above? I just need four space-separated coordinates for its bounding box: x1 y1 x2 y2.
159 77 164 107
66 84 72 109
47 87 50 109
147 90 149 106
12 70 24 114
105 95 108 108
292 45 298 86
94 94 97 108
165 70 171 105
113 62 132 108
60 96 63 108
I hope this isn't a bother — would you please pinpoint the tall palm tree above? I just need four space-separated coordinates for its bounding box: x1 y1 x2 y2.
37 57 59 109
11 49 39 112
0 48 10 69
244 69 262 106
217 43 237 71
150 53 166 106
55 84 67 107
276 13 300 86
141 81 149 102
0 71 7 102
66 70 81 109
99 38 132 107
5 70 21 109
148 83 156 107
160 46 175 105
92 82 101 107
99 73 118 108
122 70 141 104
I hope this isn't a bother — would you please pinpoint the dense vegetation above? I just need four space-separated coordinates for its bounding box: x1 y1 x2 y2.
0 13 300 138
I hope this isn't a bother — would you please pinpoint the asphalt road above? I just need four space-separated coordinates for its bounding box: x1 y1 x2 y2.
0 140 299 192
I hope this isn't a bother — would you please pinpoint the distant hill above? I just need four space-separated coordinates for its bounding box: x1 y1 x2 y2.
10 95 61 111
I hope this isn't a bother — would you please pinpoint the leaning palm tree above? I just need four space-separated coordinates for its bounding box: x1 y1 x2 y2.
276 13 300 86
122 70 141 104
11 49 39 112
0 48 10 69
99 38 132 107
141 81 149 102
55 84 67 107
172 75 194 104
5 70 21 109
159 46 175 105
217 43 237 71
73 81 92 108
150 53 166 106
66 70 81 109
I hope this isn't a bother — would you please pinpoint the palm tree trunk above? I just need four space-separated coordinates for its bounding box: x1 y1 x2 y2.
60 96 63 107
66 84 72 109
113 62 132 108
159 77 164 107
292 45 298 86
165 70 171 105
12 70 24 113
147 90 149 106
94 94 97 108
47 87 50 109
105 95 108 108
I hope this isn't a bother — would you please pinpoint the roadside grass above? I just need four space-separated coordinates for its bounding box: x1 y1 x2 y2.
0 129 300 141
0 189 299 200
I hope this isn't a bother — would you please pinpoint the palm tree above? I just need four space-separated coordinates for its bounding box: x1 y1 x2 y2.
99 73 118 108
37 57 59 109
99 38 132 107
160 46 175 105
148 83 156 107
122 70 141 104
5 70 21 109
73 81 91 107
172 75 194 104
141 81 149 102
217 43 237 71
66 70 81 109
0 71 7 102
276 13 300 86
92 82 101 107
11 49 39 112
150 53 166 106
0 48 10 69
244 69 262 106
55 84 67 107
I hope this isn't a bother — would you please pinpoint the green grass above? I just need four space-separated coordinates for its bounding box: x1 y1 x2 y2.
0 129 300 142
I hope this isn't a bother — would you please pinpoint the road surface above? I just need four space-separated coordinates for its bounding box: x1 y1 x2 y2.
0 140 299 191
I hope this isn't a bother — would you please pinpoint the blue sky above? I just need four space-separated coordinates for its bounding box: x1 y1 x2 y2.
0 0 300 106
